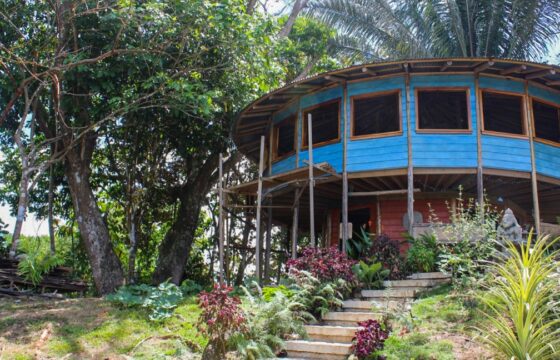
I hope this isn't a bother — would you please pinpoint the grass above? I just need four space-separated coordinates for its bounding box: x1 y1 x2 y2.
0 296 206 360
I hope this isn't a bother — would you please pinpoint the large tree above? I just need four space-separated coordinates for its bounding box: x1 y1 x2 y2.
307 0 560 60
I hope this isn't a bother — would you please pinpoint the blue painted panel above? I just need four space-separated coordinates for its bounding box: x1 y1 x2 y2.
535 142 560 179
409 75 478 168
479 76 524 94
481 135 531 172
271 155 296 175
299 142 343 173
529 85 560 104
273 100 298 124
301 86 343 109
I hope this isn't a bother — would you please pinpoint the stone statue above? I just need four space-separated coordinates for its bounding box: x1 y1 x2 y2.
497 208 523 243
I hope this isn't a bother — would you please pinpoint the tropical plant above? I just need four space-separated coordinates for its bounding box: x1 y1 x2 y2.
287 246 356 282
0 218 8 257
347 227 373 260
353 261 389 289
15 237 64 286
352 319 390 360
197 284 246 360
262 285 294 302
106 281 184 321
307 0 560 60
405 233 439 273
478 232 560 359
289 269 346 319
368 234 407 280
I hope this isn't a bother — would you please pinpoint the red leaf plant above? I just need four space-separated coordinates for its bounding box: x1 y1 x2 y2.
286 246 356 282
352 319 389 360
197 283 246 358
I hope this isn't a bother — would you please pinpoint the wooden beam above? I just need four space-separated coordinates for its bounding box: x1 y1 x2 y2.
240 111 273 118
349 188 420 197
473 61 494 73
252 103 282 111
405 74 414 235
361 67 377 76
500 64 527 76
440 61 453 72
525 69 555 80
291 192 300 259
218 153 225 283
475 76 484 209
524 81 541 234
255 136 265 284
307 113 316 246
376 197 381 236
342 83 349 252
545 80 560 86
325 74 346 83
264 209 272 283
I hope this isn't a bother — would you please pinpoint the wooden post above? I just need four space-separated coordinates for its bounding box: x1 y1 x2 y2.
524 81 541 234
342 83 349 252
474 75 484 213
307 113 316 246
264 209 272 283
255 136 265 283
218 153 225 282
376 196 381 236
291 205 299 259
405 74 414 234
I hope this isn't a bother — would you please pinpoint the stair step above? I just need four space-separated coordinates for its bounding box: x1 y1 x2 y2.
361 288 418 299
304 325 358 343
343 299 409 312
407 272 452 280
322 311 381 326
286 340 352 360
383 279 439 288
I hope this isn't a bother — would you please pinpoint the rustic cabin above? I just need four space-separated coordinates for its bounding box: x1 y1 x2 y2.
224 58 560 276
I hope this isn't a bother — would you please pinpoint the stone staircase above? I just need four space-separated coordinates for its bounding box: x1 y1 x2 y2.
284 272 451 359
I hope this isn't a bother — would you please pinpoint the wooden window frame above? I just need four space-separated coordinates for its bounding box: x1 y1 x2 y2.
480 89 528 139
272 115 297 162
415 87 472 134
531 96 560 148
301 98 341 150
350 90 403 140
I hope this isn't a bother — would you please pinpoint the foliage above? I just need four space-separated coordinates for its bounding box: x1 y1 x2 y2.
286 246 356 282
352 261 389 289
289 269 346 320
478 233 560 359
405 233 439 273
307 0 560 60
197 284 245 359
379 333 454 360
262 285 293 302
352 319 389 360
368 234 407 280
181 279 204 297
431 191 499 289
0 218 9 257
106 282 184 321
347 227 373 260
15 236 64 286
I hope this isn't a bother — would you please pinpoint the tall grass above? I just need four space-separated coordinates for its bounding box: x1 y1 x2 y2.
478 232 560 359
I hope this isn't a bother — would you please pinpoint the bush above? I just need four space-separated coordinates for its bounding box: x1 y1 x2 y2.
286 246 356 282
405 233 439 273
368 234 407 280
352 319 389 360
352 261 389 290
0 218 8 257
197 284 246 360
347 227 373 260
262 285 293 302
478 232 560 359
16 237 64 285
107 281 184 321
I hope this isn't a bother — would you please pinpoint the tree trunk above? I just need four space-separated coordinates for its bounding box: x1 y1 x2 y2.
48 164 56 255
127 211 138 283
65 151 124 294
235 216 252 286
9 170 29 258
278 0 309 38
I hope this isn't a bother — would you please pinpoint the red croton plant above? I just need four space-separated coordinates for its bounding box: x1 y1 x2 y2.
197 283 245 359
352 319 389 360
286 246 356 282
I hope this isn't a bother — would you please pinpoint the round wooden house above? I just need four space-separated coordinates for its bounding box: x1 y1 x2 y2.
229 58 560 258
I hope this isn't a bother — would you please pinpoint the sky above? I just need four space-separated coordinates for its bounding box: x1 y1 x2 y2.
1 16 559 236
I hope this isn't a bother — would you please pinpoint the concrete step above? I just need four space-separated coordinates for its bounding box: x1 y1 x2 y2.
383 279 440 288
304 325 358 343
361 288 418 299
342 299 409 312
322 311 381 326
407 272 452 280
286 340 352 360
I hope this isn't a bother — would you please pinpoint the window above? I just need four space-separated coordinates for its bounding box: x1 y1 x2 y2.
273 116 296 159
302 100 340 147
352 91 401 138
482 91 525 135
417 89 470 131
533 99 560 144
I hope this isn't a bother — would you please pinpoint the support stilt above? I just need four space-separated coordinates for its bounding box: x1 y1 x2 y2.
218 153 225 283
307 114 316 246
525 81 541 234
255 136 265 283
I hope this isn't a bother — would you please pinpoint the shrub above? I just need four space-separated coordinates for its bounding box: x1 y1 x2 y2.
405 233 439 273
368 234 407 280
0 218 8 257
347 227 373 260
16 237 65 286
286 246 356 282
352 319 389 360
262 285 293 302
352 261 389 289
107 281 184 321
180 279 203 296
478 232 560 359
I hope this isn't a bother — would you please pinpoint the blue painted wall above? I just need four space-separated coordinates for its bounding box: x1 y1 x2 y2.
481 135 531 172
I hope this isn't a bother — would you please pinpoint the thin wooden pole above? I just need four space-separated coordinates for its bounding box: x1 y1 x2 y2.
264 209 272 283
405 74 414 234
218 153 225 283
376 196 381 236
342 83 349 252
255 136 265 282
307 113 316 246
474 75 484 213
524 81 541 234
291 204 299 259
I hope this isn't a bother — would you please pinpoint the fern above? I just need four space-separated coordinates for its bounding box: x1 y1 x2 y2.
16 241 64 286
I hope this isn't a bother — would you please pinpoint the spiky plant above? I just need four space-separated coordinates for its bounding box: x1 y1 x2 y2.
478 232 560 359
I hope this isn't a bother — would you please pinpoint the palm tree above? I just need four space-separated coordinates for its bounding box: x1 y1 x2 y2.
307 0 560 61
